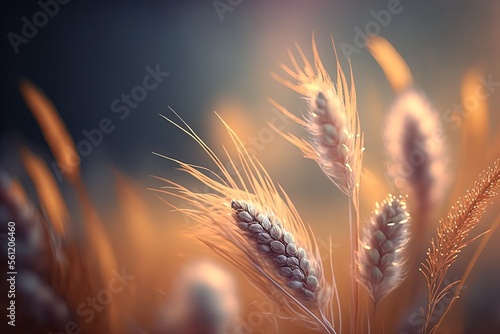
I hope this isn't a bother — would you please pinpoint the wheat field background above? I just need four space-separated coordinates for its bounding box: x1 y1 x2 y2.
1 1 500 333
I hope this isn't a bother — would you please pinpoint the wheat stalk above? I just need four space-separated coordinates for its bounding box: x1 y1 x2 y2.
356 194 411 305
420 159 500 334
152 109 337 333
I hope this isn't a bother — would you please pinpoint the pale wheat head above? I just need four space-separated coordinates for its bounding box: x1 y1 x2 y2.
357 194 411 305
153 260 239 334
270 37 364 198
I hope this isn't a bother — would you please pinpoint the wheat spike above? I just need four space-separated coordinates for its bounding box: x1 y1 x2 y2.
232 199 319 301
421 159 500 334
356 194 411 304
383 88 450 215
270 36 364 197
152 109 337 333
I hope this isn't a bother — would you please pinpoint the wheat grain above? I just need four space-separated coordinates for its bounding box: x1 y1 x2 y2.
420 159 500 334
383 88 450 216
356 194 411 305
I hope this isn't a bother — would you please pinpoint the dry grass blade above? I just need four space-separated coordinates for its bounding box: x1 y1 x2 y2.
357 195 410 305
151 109 337 333
18 78 123 332
420 159 500 334
366 35 414 93
18 79 80 182
20 146 69 236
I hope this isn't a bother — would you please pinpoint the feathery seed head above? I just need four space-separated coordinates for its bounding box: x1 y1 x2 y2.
420 159 500 333
357 194 411 304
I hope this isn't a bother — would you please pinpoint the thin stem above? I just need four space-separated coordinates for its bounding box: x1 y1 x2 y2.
348 197 359 333
354 194 360 331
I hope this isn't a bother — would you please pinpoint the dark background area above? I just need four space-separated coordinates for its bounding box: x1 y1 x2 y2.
1 0 498 184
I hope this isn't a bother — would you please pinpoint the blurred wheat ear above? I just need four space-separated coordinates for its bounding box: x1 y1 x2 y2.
421 159 500 334
383 88 450 225
0 171 74 333
357 194 410 306
151 259 239 334
367 36 451 228
151 109 338 333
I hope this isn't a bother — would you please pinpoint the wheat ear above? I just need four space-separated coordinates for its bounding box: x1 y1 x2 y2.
383 88 450 218
151 109 337 333
270 37 363 197
356 194 411 305
420 159 500 334
232 199 320 300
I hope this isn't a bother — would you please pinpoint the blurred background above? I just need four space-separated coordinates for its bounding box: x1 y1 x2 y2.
1 1 499 333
